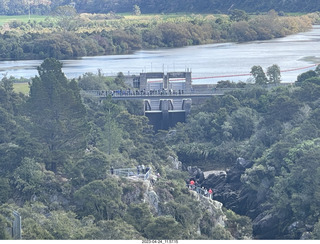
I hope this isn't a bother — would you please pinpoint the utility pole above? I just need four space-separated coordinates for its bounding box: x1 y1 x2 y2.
108 107 111 155
28 2 31 20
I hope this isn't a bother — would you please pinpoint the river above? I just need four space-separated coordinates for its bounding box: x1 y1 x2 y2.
1 26 320 84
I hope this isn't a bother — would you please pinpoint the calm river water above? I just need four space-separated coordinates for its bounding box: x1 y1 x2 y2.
1 26 320 84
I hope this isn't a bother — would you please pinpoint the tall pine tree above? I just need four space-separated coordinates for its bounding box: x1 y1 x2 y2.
27 58 89 172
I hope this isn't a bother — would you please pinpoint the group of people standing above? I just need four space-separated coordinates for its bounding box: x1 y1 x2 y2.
137 164 150 175
188 179 213 199
95 88 186 97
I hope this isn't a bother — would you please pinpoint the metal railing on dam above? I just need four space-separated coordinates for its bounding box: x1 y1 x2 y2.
80 83 292 100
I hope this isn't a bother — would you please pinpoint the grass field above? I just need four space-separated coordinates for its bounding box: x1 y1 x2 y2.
0 15 47 25
13 82 29 95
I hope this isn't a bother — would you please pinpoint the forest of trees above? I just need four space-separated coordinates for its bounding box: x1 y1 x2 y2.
1 0 320 241
0 9 317 60
1 0 320 15
0 58 254 240
0 58 320 240
172 65 320 239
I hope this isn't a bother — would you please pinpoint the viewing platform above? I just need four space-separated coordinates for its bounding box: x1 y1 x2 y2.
112 167 152 181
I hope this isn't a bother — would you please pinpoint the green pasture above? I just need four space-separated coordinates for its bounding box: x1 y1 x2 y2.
0 15 47 25
13 82 29 95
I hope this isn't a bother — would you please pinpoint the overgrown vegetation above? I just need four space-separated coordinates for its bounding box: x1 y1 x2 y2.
0 58 254 240
1 58 320 240
166 65 320 239
1 1 320 241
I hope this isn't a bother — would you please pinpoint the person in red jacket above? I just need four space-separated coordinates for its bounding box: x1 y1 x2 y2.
189 180 195 189
208 188 213 199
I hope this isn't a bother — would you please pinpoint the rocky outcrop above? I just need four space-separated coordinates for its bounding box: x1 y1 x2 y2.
252 212 282 239
121 165 252 239
187 166 205 183
197 194 226 228
200 158 279 239
167 156 182 170
200 158 257 215
200 157 317 239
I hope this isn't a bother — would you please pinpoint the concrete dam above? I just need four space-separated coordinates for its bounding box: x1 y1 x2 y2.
144 98 192 131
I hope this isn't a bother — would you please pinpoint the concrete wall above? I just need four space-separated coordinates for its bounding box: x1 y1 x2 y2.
134 72 192 92
144 98 191 131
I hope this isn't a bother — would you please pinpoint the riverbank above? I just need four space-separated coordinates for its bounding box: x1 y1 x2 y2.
3 25 320 84
0 11 316 62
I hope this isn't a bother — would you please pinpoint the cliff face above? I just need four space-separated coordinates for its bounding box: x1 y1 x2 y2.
121 170 252 239
199 157 282 239
202 158 258 217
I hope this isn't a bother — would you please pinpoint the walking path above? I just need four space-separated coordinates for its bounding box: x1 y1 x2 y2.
187 184 213 200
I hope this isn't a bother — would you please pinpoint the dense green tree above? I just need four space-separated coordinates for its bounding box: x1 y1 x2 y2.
18 201 98 240
0 76 35 181
315 64 320 76
221 94 240 113
224 209 252 239
77 72 108 91
296 70 317 84
0 178 10 205
145 216 185 239
21 218 54 240
26 58 89 172
74 178 126 221
97 99 124 155
0 214 10 240
296 79 320 102
0 107 16 144
267 64 281 84
200 210 234 239
42 211 85 239
0 142 24 177
181 112 216 141
267 95 301 122
226 107 258 141
12 157 46 201
88 219 143 239
230 9 249 22
71 148 110 186
125 203 154 234
304 76 320 86
51 5 78 31
18 202 55 239
271 139 320 237
0 75 25 114
251 65 268 85
230 21 258 42
160 198 201 237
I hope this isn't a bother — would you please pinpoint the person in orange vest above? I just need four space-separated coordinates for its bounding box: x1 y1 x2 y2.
208 188 213 199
